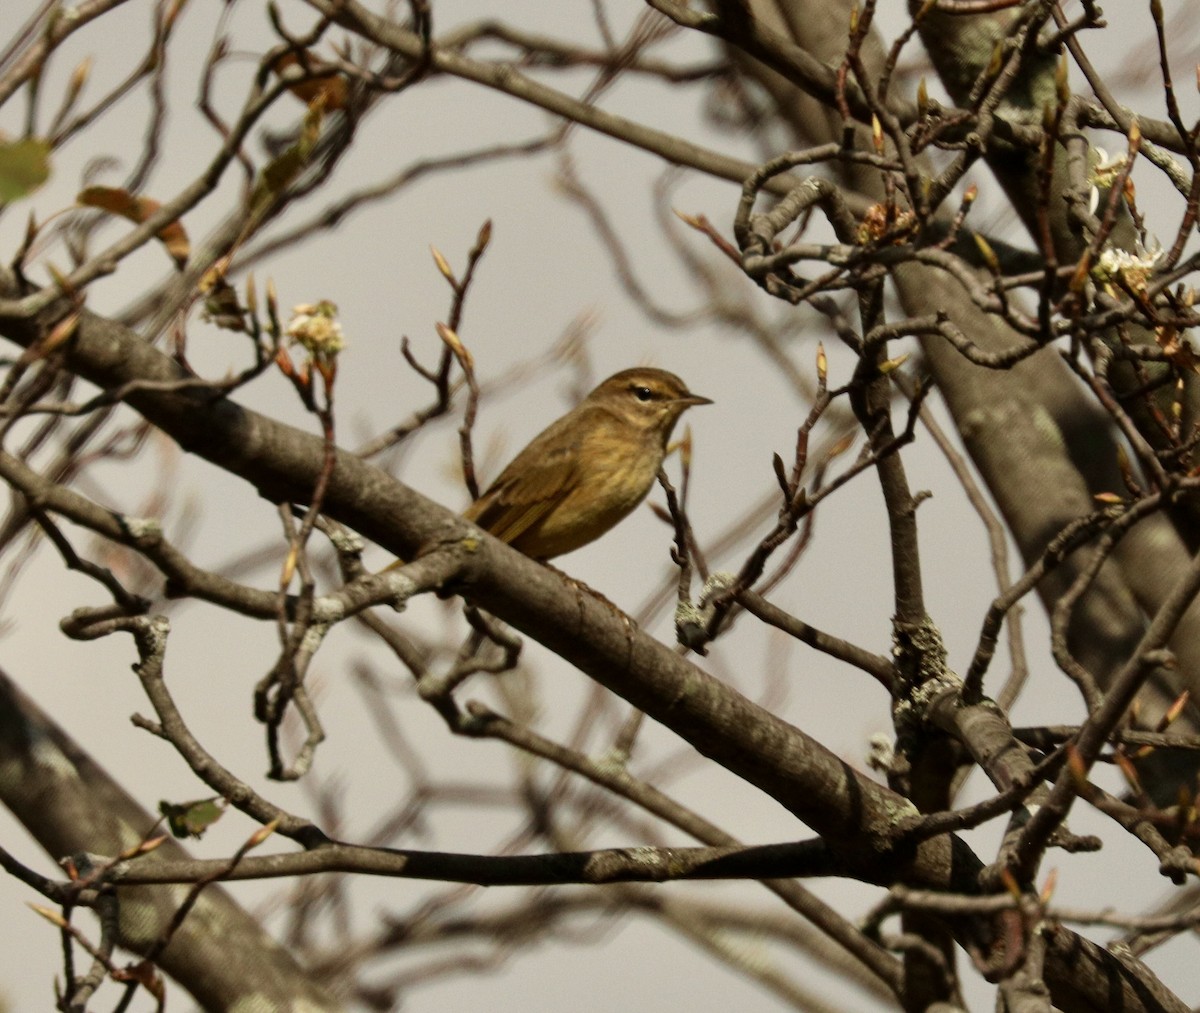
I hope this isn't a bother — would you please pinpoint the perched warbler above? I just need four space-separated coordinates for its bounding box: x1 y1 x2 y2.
460 366 711 559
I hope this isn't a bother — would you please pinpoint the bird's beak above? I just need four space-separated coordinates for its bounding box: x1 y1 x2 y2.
677 392 713 407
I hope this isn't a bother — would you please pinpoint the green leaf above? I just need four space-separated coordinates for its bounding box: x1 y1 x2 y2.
159 796 226 839
0 138 51 201
250 97 325 216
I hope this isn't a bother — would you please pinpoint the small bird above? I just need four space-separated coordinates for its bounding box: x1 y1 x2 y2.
463 367 711 559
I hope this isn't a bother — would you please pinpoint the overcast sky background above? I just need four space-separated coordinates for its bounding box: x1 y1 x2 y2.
0 1 1196 1010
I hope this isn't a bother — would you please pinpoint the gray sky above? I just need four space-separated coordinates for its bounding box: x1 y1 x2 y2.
0 1 1194 1010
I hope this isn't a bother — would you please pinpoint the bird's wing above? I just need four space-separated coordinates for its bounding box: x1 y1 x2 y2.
464 418 583 546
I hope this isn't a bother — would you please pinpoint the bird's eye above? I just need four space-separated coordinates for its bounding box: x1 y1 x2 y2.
633 386 653 402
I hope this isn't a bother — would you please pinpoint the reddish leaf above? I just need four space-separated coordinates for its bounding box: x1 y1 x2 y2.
78 186 189 268
271 51 349 110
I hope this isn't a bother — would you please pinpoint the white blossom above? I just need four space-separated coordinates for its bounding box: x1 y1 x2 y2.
286 300 346 360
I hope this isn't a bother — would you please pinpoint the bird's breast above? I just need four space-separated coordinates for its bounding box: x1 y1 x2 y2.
519 428 665 557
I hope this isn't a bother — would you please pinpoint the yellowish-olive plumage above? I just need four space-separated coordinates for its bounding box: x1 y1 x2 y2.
465 367 711 559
